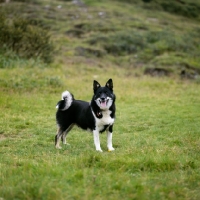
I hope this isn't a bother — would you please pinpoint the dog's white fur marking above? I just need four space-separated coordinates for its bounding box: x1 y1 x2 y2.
93 129 103 152
96 110 114 130
107 131 115 151
95 97 113 110
56 90 73 110
92 110 114 152
62 91 70 100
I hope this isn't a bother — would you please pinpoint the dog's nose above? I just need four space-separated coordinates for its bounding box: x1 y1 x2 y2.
100 93 107 101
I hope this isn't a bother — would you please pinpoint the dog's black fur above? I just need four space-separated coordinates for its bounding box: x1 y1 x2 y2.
55 79 116 152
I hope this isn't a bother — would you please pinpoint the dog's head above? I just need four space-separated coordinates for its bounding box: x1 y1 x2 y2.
93 79 115 110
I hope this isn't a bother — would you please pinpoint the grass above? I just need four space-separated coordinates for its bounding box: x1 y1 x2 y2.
0 64 200 199
0 0 200 199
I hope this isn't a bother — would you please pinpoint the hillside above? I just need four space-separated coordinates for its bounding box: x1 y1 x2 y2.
0 0 200 79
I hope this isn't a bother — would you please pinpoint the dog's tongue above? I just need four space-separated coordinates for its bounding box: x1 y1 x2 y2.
101 101 107 108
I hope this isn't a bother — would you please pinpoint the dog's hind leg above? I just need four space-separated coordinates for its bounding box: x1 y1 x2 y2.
55 127 63 149
61 124 74 145
61 131 67 145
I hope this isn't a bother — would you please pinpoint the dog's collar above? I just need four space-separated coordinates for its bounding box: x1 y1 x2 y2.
96 110 102 118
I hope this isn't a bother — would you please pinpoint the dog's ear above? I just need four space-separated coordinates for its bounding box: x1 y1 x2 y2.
93 80 101 93
105 79 113 91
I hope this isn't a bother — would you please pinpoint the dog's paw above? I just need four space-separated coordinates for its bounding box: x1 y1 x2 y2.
55 146 62 149
63 142 70 146
96 149 103 152
108 147 115 152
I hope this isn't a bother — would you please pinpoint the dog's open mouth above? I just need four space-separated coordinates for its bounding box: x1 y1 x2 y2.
100 99 109 108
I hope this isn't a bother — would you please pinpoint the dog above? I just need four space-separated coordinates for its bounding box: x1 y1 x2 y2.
55 79 116 152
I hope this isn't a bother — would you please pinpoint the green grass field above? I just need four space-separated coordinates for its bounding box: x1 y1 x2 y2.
0 0 200 199
1 65 200 199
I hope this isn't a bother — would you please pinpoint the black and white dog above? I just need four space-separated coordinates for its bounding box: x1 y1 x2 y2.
55 79 116 152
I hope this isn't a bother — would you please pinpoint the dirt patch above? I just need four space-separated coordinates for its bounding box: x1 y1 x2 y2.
75 46 105 58
0 134 6 142
144 67 170 77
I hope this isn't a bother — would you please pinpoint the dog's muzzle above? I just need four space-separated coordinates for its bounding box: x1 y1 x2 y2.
99 98 108 108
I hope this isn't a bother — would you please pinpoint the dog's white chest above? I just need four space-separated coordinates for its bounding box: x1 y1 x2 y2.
96 110 114 130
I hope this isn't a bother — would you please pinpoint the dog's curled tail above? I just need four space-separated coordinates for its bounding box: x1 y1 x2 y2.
56 91 74 111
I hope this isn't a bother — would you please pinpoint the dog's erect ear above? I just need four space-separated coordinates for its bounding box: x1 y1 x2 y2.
93 80 101 93
105 79 113 91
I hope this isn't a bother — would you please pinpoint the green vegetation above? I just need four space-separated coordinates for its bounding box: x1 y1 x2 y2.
1 0 200 74
115 0 200 19
0 0 200 199
0 10 54 64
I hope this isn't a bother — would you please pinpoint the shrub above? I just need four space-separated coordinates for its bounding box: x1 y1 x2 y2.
87 28 200 66
2 0 36 2
0 13 54 63
161 1 200 18
141 29 199 55
103 32 145 56
113 0 200 19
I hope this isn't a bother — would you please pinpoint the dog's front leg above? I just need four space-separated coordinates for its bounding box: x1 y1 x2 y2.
107 125 115 151
93 130 103 152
